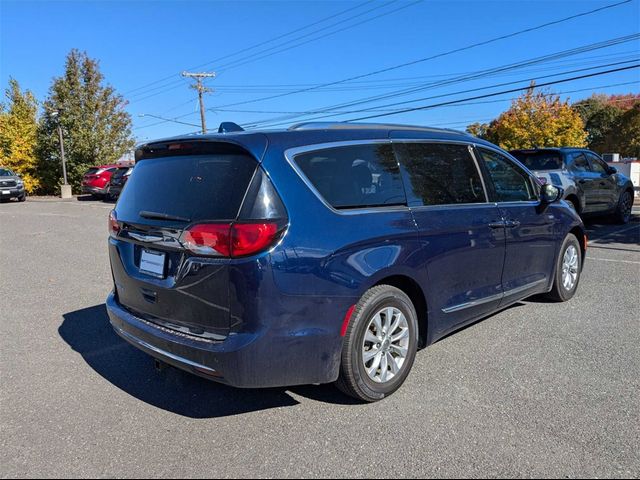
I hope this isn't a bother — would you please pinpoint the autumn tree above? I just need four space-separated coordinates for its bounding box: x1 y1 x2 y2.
573 93 640 156
37 49 134 193
0 78 40 192
468 84 587 150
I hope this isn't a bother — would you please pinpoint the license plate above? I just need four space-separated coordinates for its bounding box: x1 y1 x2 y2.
2 190 10 195
140 250 166 278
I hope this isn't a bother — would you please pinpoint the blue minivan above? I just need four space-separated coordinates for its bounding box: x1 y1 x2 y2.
106 122 586 402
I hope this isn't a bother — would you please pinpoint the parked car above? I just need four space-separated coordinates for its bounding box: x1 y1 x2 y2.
106 166 133 201
510 148 634 224
106 122 587 402
0 167 26 202
81 164 119 198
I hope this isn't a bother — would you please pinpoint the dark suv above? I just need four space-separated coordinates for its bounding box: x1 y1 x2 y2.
106 122 586 402
0 167 26 202
510 148 634 223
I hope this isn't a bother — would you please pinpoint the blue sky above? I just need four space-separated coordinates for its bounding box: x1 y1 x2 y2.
1 0 639 143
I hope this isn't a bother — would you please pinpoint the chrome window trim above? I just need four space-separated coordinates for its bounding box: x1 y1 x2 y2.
442 278 546 313
284 139 411 216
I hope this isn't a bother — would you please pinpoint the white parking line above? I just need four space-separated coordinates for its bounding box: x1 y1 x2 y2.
588 257 640 265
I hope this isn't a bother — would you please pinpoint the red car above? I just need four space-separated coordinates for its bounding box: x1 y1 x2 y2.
82 164 119 198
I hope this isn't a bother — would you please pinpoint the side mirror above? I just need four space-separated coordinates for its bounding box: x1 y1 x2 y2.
607 166 617 175
540 184 563 204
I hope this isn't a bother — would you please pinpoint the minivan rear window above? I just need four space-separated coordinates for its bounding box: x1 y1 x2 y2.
85 168 99 175
116 153 257 222
293 143 406 209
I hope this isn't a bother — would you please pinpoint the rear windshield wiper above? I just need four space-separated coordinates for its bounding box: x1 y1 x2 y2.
139 211 191 222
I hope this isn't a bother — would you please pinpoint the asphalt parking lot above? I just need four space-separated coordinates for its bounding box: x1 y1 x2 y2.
1 198 639 478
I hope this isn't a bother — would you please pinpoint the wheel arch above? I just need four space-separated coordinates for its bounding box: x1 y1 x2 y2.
568 225 587 269
373 274 429 349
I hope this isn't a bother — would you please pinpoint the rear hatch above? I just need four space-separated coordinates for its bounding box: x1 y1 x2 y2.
109 139 286 340
510 150 565 186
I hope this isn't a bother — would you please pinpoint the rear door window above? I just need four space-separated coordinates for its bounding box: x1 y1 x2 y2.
478 148 537 202
567 152 590 173
393 142 486 206
292 143 406 209
586 153 608 174
117 152 257 222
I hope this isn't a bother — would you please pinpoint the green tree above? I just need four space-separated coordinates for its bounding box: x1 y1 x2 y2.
611 103 640 157
0 78 40 193
573 93 640 156
37 49 134 193
466 122 490 140
476 84 587 150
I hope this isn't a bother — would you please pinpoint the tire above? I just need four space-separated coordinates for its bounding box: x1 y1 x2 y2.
545 233 582 302
18 194 26 202
336 285 419 402
614 190 633 224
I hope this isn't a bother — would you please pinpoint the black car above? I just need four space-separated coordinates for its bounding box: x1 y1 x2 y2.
106 166 133 201
510 148 634 223
0 167 26 202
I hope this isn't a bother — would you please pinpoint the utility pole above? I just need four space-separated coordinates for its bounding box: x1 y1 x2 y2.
181 71 215 134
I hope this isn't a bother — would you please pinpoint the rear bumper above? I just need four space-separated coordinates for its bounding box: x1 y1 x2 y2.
106 291 344 388
82 185 108 195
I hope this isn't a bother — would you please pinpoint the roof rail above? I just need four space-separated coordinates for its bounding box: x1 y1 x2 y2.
288 121 464 133
218 122 244 133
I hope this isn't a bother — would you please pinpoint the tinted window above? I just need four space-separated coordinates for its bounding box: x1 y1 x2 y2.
568 153 589 172
293 143 406 209
479 148 536 202
511 151 563 171
112 167 129 180
117 153 257 222
393 143 485 206
85 168 99 175
0 168 15 176
586 153 607 174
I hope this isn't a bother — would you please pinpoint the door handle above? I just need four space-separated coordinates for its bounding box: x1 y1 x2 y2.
504 220 520 228
488 221 505 229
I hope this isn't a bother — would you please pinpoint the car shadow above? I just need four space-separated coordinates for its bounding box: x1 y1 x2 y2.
76 194 100 202
59 305 358 418
584 214 639 249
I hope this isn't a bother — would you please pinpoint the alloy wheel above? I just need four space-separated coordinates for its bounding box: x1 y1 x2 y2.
362 307 410 384
561 245 579 291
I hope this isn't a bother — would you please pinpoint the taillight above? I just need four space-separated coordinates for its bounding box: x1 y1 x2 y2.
181 222 281 258
232 223 279 257
108 210 120 237
182 224 231 257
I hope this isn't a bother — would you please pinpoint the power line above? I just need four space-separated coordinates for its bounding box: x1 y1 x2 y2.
209 0 634 110
123 0 373 96
213 1 422 73
344 64 640 122
246 35 640 127
126 1 418 104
